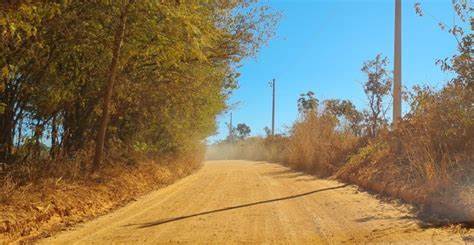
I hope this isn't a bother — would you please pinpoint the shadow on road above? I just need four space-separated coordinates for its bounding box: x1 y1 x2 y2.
354 214 413 223
128 184 349 229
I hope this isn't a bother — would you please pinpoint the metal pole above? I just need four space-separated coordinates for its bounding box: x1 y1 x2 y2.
271 79 275 136
393 0 402 128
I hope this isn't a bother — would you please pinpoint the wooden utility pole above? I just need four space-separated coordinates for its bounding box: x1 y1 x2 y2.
393 0 402 128
270 79 275 136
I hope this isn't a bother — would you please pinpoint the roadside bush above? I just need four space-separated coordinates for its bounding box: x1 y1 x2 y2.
286 113 359 176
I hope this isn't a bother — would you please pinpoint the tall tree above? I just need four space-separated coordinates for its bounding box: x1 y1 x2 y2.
93 0 133 170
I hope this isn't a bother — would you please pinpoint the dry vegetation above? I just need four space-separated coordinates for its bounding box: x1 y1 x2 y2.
0 1 278 243
208 80 473 225
285 113 360 176
207 0 473 225
0 151 202 243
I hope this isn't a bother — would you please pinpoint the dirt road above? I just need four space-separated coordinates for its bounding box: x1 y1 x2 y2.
40 160 472 244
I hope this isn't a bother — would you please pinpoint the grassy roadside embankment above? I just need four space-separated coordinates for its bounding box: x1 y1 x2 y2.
0 154 201 244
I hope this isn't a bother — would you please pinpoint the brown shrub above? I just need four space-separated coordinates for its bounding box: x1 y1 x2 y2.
400 82 474 189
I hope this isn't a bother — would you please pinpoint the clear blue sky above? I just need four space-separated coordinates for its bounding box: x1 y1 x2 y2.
209 0 460 142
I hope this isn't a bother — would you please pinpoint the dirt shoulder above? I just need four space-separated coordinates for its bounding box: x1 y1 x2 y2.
40 161 472 244
0 160 200 244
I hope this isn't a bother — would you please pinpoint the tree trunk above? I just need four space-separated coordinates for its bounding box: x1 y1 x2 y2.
50 113 58 158
0 106 14 163
0 74 13 163
33 119 43 159
92 2 131 170
16 113 23 149
372 116 377 138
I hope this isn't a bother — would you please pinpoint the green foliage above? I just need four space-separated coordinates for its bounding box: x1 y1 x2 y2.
236 123 251 139
0 1 278 164
297 91 318 115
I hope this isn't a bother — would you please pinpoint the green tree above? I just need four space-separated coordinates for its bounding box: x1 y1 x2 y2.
297 91 318 115
236 123 251 139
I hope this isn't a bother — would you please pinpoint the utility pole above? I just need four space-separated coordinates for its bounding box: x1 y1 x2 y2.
393 0 402 129
269 79 276 136
228 112 233 142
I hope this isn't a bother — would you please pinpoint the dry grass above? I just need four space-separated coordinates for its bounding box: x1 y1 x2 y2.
0 152 202 243
336 83 473 225
207 114 358 177
335 132 473 225
285 113 359 176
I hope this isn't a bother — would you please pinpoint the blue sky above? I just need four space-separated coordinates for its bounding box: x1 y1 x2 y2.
209 0 460 142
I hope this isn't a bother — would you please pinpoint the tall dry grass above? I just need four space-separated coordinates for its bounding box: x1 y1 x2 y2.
286 113 359 176
400 82 473 189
